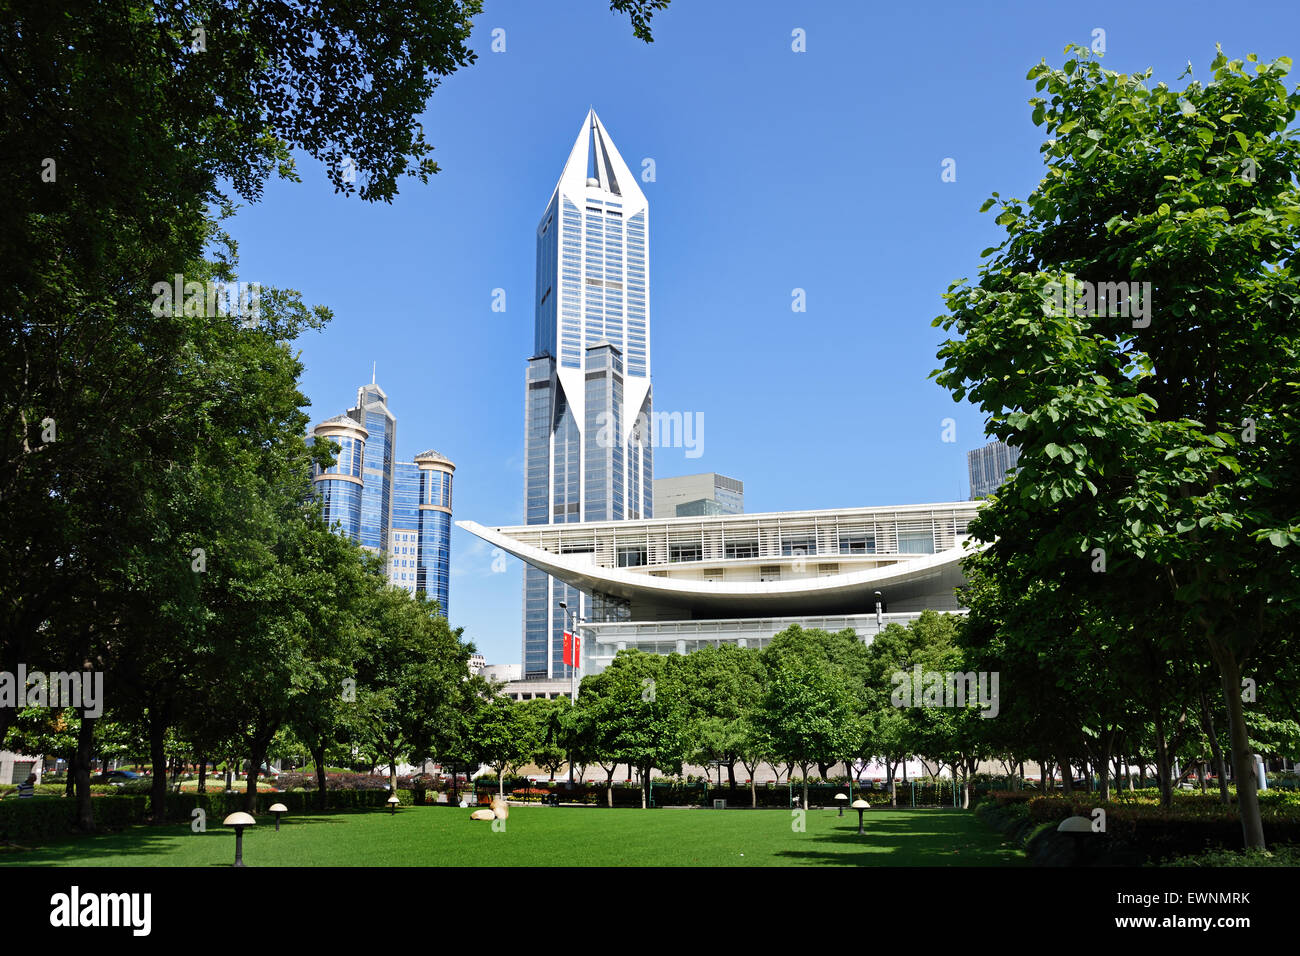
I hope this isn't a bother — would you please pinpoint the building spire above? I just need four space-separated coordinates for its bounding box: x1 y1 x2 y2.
372 361 376 385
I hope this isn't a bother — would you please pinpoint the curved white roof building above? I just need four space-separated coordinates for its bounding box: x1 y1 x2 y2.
460 501 981 675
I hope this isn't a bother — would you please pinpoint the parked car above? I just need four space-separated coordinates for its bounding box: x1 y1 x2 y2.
92 769 140 786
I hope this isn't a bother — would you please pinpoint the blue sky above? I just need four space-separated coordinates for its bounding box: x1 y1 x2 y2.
228 0 1300 665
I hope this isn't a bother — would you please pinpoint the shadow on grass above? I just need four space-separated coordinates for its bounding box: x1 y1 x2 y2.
0 809 384 866
778 810 1026 867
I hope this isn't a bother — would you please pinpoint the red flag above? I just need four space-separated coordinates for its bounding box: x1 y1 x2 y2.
562 630 573 666
573 633 581 667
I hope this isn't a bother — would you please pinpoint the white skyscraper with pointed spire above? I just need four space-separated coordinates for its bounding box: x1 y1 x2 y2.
522 110 653 679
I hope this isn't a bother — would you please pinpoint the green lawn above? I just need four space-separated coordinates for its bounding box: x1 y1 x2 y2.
0 805 1026 867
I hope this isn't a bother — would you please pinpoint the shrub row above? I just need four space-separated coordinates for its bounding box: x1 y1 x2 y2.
977 793 1300 866
469 781 954 809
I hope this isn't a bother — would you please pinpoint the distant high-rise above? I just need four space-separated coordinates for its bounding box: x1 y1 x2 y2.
311 382 454 617
967 440 1021 499
388 450 455 614
310 413 368 544
654 473 744 517
523 110 653 679
349 383 397 552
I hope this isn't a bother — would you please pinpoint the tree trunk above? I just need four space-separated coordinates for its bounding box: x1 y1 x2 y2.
887 762 897 806
726 760 737 789
603 764 616 807
245 749 263 813
148 711 168 822
1061 759 1074 796
1153 710 1174 809
1214 648 1265 848
1097 731 1114 802
75 713 96 832
196 750 207 795
312 744 328 811
800 763 809 811
1198 687 1232 805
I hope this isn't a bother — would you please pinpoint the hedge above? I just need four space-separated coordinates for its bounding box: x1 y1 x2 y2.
977 792 1300 866
0 788 408 846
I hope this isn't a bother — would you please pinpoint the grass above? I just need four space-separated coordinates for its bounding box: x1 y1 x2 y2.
0 805 1026 867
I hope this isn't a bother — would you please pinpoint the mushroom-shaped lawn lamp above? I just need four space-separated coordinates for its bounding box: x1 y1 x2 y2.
387 794 400 816
835 792 848 817
223 811 256 867
852 798 871 835
268 802 288 831
1057 815 1094 865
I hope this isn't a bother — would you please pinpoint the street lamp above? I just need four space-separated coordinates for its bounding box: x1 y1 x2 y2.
852 798 871 835
387 794 400 816
874 591 883 628
1057 815 1094 865
835 792 848 817
223 812 256 867
558 601 583 702
268 803 287 831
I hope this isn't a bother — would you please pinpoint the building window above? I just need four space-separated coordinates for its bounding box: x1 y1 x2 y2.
617 546 647 567
760 565 781 582
781 536 816 556
898 530 935 554
839 533 876 554
669 544 702 563
725 540 758 559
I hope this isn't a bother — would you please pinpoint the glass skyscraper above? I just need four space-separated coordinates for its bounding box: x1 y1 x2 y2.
523 110 653 679
388 451 455 615
311 382 455 617
351 383 397 552
968 440 1021 500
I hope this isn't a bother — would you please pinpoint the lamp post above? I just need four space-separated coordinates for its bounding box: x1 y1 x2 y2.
223 812 256 867
874 590 883 628
1057 815 1094 865
387 794 400 816
268 803 287 831
835 792 848 817
558 601 583 702
852 798 871 835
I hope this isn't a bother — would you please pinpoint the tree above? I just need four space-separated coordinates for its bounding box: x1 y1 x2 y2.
759 656 856 810
473 697 535 798
676 644 764 787
521 697 569 782
577 650 689 809
933 45 1300 847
